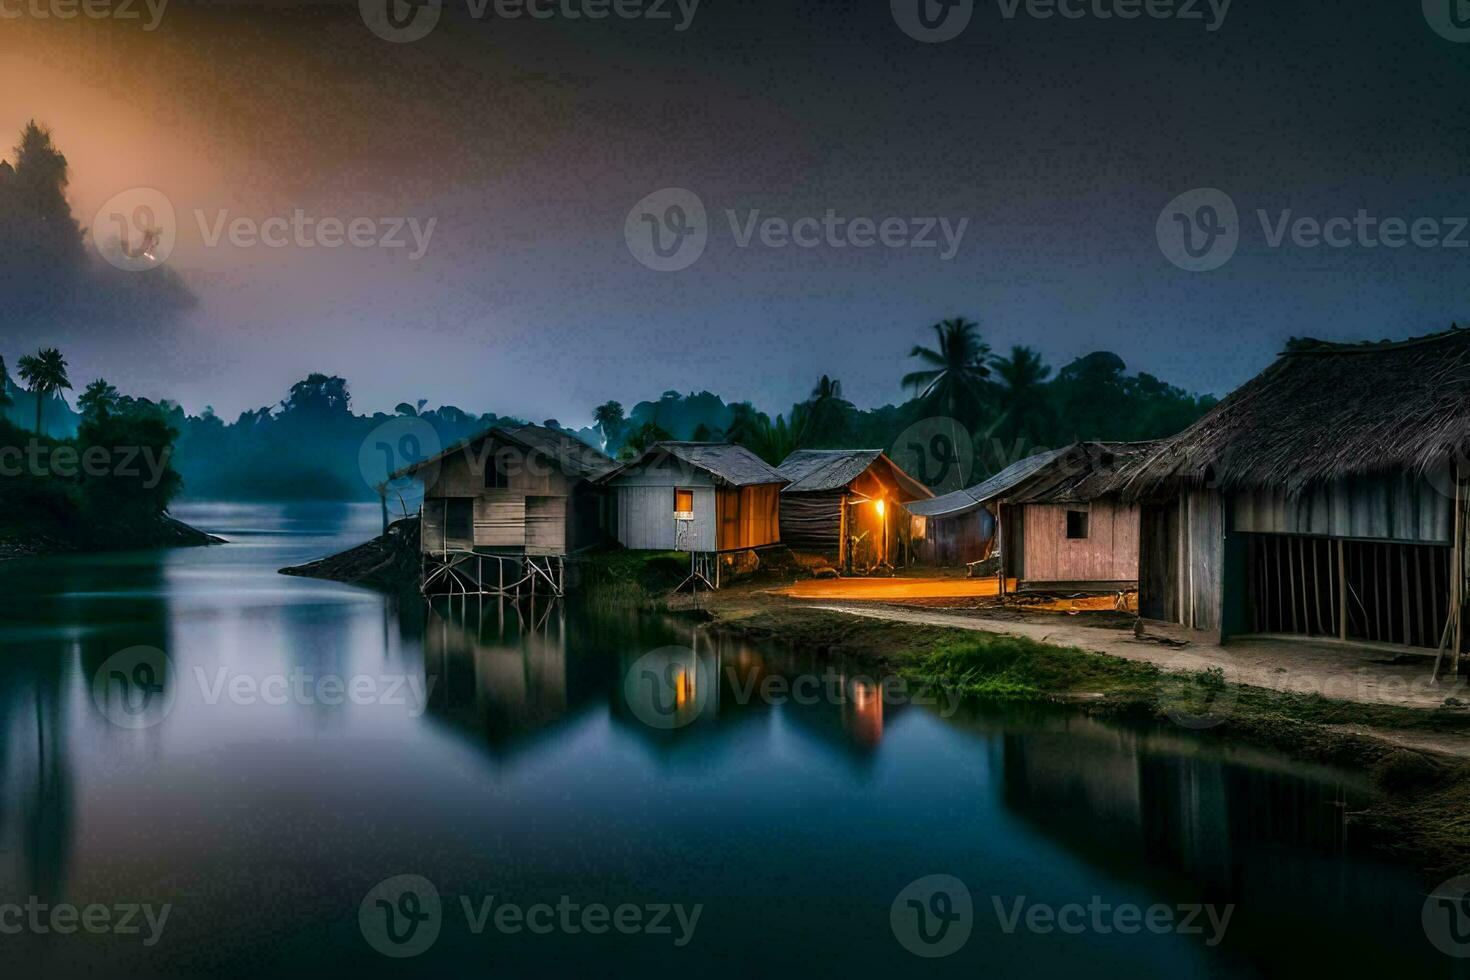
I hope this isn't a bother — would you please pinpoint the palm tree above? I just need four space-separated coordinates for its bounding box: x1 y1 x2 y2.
592 400 625 451
77 379 120 421
801 375 851 445
16 348 70 435
902 318 992 429
990 345 1055 454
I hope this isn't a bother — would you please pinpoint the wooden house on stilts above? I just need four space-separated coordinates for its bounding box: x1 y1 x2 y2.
775 450 932 571
394 423 618 597
1114 328 1470 675
599 442 786 586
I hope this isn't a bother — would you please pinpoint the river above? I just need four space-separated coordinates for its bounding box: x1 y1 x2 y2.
0 503 1458 978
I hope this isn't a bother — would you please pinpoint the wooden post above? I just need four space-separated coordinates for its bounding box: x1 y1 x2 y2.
1337 539 1348 641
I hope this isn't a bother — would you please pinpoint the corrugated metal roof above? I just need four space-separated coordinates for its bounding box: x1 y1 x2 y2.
904 447 1069 518
606 442 787 487
776 450 884 492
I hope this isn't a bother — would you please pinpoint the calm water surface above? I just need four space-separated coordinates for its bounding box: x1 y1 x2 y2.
0 503 1460 978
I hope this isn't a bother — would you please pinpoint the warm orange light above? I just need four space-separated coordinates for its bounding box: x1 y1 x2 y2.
874 499 885 517
675 669 694 707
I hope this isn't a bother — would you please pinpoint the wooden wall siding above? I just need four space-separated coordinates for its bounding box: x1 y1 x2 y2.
1184 489 1224 632
422 439 575 498
475 494 526 548
781 491 843 554
525 495 567 556
614 485 716 550
716 485 781 551
1020 501 1140 584
1138 501 1180 623
914 507 995 567
1231 470 1452 544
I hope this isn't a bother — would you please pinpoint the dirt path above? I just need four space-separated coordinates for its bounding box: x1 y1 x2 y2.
780 578 1011 600
805 601 1470 712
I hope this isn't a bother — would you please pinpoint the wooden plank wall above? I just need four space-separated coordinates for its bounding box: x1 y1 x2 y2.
524 495 567 556
615 484 716 550
1184 489 1224 632
1021 501 1141 584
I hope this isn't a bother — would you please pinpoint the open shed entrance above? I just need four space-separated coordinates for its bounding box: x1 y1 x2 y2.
1245 533 1452 650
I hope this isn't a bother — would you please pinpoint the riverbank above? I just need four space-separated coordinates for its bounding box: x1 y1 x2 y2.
0 510 222 560
694 588 1470 873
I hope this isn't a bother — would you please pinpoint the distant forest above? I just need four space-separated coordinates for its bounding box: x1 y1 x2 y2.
3 327 1216 505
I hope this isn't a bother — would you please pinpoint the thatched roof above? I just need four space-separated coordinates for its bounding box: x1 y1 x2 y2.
391 423 616 481
1115 327 1470 498
603 442 786 487
905 447 1068 518
775 449 933 499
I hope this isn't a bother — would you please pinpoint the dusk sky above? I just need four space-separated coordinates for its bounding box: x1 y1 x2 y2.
3 0 1467 423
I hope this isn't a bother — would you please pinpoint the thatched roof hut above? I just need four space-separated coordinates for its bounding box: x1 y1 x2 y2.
1119 328 1470 663
1118 327 1470 498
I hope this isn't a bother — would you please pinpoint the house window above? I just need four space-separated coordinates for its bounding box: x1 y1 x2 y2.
1066 510 1089 539
485 452 508 490
674 489 694 516
445 498 473 542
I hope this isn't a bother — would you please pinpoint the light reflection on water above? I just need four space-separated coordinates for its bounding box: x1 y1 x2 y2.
0 503 1456 978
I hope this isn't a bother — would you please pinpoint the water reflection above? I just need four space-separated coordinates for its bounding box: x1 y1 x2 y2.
0 504 1457 978
994 712 1438 976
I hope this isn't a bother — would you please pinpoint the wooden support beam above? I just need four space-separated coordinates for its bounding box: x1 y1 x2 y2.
1337 539 1348 641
